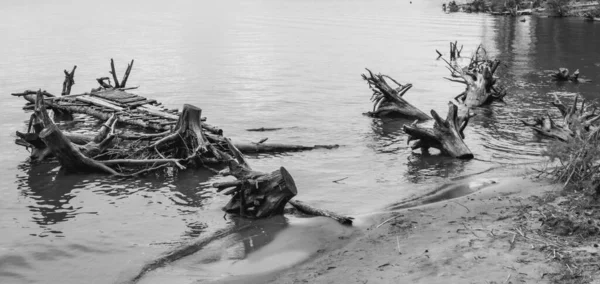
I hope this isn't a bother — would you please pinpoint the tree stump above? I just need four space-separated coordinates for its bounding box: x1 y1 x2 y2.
403 102 474 159
214 138 298 218
362 69 430 121
442 45 506 107
149 104 224 164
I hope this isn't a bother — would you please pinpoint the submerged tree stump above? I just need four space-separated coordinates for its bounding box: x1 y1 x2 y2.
551 68 580 82
403 102 474 159
362 69 430 120
442 45 507 107
520 113 572 141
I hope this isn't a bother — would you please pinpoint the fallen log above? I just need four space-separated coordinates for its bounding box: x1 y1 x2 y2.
361 68 430 121
288 199 354 225
403 101 474 159
234 142 339 153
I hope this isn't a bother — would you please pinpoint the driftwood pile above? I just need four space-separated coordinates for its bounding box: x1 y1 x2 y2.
13 59 351 224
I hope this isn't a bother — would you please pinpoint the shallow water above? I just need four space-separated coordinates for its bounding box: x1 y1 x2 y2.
1 0 600 283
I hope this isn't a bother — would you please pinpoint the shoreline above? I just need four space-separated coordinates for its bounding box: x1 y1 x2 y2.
249 172 599 283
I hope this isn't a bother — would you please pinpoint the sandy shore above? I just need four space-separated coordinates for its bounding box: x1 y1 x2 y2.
261 175 566 284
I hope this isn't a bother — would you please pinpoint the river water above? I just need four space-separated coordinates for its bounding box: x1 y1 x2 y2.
1 0 599 283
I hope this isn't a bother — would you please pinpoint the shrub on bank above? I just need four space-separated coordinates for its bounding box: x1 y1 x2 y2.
542 123 600 197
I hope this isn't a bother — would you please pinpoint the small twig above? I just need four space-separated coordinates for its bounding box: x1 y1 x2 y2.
396 236 401 253
452 201 471 213
505 273 511 283
376 215 402 228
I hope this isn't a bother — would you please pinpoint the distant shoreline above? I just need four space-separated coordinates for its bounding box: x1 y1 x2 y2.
444 0 600 20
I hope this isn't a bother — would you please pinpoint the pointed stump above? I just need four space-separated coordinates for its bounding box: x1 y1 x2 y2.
362 69 430 121
403 102 474 159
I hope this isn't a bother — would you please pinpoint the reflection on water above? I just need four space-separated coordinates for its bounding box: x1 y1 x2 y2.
16 163 85 228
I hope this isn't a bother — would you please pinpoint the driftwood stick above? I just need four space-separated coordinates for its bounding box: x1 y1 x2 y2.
234 143 339 153
120 59 134 88
61 65 77 96
289 199 354 225
110 58 121 88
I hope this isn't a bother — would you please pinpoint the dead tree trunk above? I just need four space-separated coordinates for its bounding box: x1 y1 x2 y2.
362 69 430 121
214 138 298 218
442 45 506 107
403 102 474 159
61 65 76 96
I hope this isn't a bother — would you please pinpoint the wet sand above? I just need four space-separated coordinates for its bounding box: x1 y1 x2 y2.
257 176 562 284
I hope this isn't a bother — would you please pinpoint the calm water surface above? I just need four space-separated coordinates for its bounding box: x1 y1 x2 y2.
1 0 599 283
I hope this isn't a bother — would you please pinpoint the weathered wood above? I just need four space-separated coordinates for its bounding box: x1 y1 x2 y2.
61 65 76 96
76 95 124 111
120 59 134 88
20 93 171 131
246 127 283 132
110 58 121 88
442 45 506 107
215 138 298 218
362 69 430 120
222 166 298 218
551 68 580 82
234 142 339 153
39 125 119 174
288 199 354 225
403 101 474 159
521 114 573 141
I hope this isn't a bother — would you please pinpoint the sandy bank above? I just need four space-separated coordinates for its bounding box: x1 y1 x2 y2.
264 176 566 284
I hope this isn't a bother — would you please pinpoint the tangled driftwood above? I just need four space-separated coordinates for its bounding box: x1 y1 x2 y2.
362 68 430 121
403 101 475 159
